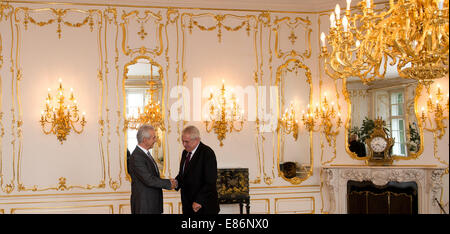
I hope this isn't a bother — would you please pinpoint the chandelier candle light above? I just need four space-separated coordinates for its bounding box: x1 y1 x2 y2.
40 78 86 144
205 80 244 146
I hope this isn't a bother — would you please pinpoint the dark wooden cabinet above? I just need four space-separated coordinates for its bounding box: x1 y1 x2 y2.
217 168 250 214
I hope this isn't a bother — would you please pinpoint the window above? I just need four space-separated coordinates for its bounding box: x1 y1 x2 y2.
390 91 407 156
374 89 407 156
126 88 148 152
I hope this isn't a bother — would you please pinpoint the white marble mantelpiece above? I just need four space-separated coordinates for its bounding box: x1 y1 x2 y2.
321 165 447 214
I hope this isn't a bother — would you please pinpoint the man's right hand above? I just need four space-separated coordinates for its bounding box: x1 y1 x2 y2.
170 179 178 190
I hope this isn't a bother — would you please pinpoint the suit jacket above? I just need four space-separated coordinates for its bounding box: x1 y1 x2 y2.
129 146 172 214
349 140 367 157
175 142 220 214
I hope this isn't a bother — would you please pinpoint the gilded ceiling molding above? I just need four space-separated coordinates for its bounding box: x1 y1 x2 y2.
13 7 106 192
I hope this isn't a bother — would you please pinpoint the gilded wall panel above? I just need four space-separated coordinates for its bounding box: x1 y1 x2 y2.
179 12 264 184
0 3 16 194
12 7 106 192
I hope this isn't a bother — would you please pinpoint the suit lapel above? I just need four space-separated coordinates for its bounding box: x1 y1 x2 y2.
135 146 159 176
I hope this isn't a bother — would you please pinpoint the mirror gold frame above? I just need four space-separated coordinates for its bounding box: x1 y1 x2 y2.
276 58 313 184
123 55 167 181
342 77 424 162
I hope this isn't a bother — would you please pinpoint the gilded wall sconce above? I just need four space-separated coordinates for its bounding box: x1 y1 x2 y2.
278 101 299 140
40 79 86 143
204 80 244 146
301 93 342 145
419 83 449 139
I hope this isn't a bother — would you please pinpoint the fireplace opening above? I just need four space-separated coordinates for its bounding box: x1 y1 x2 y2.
347 180 418 214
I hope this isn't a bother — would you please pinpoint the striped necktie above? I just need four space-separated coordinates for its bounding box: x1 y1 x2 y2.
183 152 192 174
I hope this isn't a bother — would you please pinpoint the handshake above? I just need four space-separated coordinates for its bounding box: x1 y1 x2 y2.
169 178 178 190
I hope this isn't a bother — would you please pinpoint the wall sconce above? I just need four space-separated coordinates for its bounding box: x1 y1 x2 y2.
204 80 244 146
278 101 299 140
125 81 165 131
301 93 342 145
419 83 449 139
40 79 86 143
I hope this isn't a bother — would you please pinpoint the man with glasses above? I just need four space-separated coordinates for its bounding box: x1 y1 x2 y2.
129 124 177 214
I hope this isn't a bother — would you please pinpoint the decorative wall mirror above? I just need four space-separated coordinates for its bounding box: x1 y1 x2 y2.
123 56 166 178
344 75 423 161
276 58 313 184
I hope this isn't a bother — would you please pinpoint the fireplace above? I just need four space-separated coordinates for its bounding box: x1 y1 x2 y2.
347 180 418 214
322 165 446 214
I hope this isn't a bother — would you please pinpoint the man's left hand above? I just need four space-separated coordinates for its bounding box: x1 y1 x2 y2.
192 202 202 212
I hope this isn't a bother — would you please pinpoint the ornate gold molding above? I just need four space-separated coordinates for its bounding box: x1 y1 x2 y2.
122 55 167 179
180 11 263 184
274 196 315 214
13 6 106 192
104 7 122 191
275 58 313 185
120 10 164 57
0 2 16 194
273 16 312 60
181 12 257 43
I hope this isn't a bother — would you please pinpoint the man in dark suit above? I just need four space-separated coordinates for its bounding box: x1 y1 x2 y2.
175 125 220 214
129 124 177 214
349 134 366 157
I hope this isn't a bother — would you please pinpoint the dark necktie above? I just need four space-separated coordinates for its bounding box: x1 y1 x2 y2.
147 151 159 176
183 152 192 174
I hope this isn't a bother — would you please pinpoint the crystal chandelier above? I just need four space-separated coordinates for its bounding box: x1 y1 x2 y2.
40 79 86 143
204 81 244 146
320 0 449 83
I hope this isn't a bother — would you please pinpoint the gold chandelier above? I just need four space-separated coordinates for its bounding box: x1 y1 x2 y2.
321 0 449 83
204 81 244 146
125 80 164 131
40 79 86 143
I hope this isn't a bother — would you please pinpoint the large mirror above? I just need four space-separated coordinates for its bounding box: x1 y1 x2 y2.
345 75 422 160
124 56 166 178
276 59 313 184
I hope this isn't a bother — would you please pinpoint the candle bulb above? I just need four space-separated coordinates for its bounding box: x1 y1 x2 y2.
438 0 444 10
330 13 336 28
342 16 348 32
321 32 326 47
366 0 371 9
335 4 341 20
346 0 352 11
